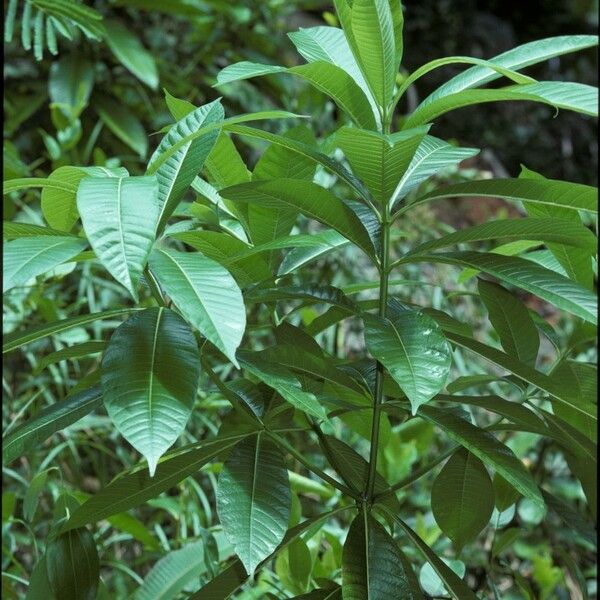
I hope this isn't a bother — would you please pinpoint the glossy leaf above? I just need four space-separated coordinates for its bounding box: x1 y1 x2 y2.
3 235 87 293
217 433 291 575
342 511 418 600
77 175 160 301
364 305 452 414
149 247 245 366
101 307 201 476
431 448 494 552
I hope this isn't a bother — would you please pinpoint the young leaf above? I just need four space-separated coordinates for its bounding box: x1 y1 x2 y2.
77 175 160 301
478 279 540 366
217 433 291 575
46 528 99 600
342 511 420 600
349 0 396 111
431 449 494 552
3 235 87 293
146 99 224 233
364 305 452 414
101 307 201 476
149 247 245 367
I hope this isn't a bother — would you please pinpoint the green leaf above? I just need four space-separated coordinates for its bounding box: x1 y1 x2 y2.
63 434 248 530
188 559 247 599
444 331 597 422
41 165 128 232
95 96 148 158
25 556 53 600
105 19 158 89
420 35 598 106
3 235 87 292
519 165 594 288
408 217 596 256
478 279 540 366
237 351 329 422
24 469 54 521
4 176 77 196
410 177 598 214
46 528 99 600
33 341 105 375
149 247 245 366
404 82 598 128
216 61 287 84
431 448 494 552
101 307 201 476
3 308 137 354
134 541 206 600
364 304 452 414
377 509 479 600
290 61 377 129
220 179 376 259
401 251 597 324
390 136 480 207
147 99 224 233
419 405 543 509
287 25 379 120
77 175 160 301
342 511 419 600
217 433 291 575
337 126 429 205
48 54 94 119
349 0 396 110
3 221 69 239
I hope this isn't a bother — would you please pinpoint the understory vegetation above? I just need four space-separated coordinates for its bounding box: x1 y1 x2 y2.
3 1 598 599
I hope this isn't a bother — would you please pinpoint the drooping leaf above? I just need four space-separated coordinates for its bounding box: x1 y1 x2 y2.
46 528 99 600
478 279 540 366
364 304 452 414
146 99 224 233
77 175 160 300
401 251 597 324
101 307 201 476
410 177 598 214
431 448 494 552
419 405 543 509
2 386 102 465
3 235 87 293
95 96 148 158
342 511 420 600
404 82 598 129
217 433 291 575
419 35 599 107
62 434 250 530
149 247 245 366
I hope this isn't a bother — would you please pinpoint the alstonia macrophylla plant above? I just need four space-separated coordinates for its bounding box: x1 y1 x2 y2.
3 0 597 597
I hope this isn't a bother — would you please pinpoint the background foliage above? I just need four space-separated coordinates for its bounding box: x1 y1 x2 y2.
3 1 598 599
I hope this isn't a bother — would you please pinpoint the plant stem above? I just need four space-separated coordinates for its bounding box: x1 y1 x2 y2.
365 204 391 501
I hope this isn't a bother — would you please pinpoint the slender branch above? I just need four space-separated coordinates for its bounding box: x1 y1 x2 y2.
365 204 391 500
